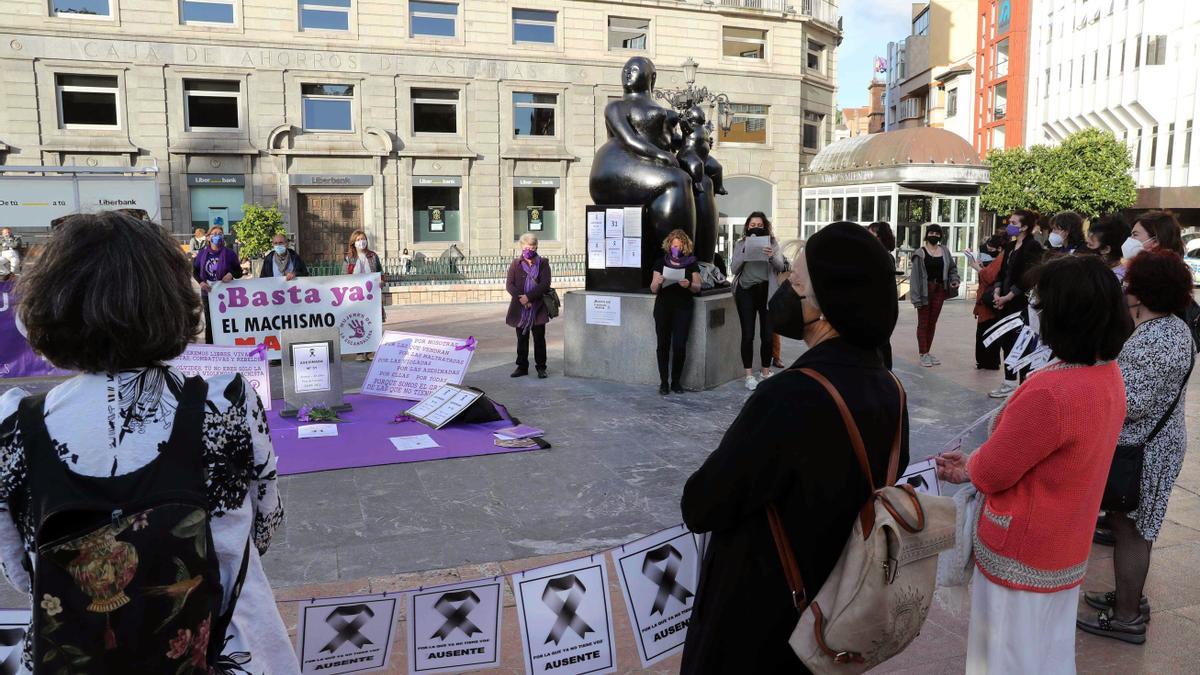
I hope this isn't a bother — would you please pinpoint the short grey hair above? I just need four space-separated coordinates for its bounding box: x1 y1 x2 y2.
518 233 539 248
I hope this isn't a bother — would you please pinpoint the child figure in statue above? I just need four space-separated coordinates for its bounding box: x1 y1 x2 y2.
678 105 723 263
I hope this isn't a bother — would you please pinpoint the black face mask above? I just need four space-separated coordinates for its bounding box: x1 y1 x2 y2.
768 279 817 340
747 227 766 236
926 236 942 244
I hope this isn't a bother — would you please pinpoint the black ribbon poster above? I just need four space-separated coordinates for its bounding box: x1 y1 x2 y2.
0 611 29 675
407 579 503 674
514 558 616 674
298 595 399 674
613 525 699 667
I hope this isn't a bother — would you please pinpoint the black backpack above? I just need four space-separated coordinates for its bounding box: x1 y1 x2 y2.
18 377 248 673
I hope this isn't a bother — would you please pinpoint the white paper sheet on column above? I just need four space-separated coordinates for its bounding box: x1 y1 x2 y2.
586 211 605 241
512 557 617 675
898 457 941 496
585 295 621 326
604 208 624 238
604 238 623 267
622 207 642 237
0 609 30 673
587 240 606 270
295 593 401 674
622 238 641 267
407 579 504 674
611 525 699 667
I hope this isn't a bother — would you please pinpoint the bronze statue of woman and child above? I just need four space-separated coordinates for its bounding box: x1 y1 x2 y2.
589 57 726 273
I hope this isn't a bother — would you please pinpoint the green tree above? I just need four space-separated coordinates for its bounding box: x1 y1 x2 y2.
234 204 286 261
980 128 1136 218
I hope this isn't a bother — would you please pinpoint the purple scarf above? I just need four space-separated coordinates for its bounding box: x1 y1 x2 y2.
517 257 541 334
665 254 697 269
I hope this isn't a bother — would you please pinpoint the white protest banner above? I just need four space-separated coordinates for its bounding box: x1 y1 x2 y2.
363 332 475 401
513 557 617 675
611 525 698 667
168 344 273 410
296 594 400 674
210 273 382 357
406 579 504 674
0 609 30 673
898 457 941 496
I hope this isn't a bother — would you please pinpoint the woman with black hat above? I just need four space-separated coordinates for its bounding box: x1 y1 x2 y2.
680 222 908 673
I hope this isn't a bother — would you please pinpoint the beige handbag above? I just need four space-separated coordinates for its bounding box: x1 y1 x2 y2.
768 368 955 674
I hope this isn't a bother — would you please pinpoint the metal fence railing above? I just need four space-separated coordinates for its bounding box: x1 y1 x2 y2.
306 254 586 287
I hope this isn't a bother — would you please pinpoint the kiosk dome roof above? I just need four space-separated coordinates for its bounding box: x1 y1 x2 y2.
808 127 983 173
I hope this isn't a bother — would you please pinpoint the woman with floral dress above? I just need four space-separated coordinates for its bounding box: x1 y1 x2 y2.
0 211 296 674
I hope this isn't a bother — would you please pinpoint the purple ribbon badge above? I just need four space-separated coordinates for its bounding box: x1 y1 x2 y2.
455 336 477 352
248 343 270 360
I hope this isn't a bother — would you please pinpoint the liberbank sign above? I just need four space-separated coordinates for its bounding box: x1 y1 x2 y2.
0 174 160 228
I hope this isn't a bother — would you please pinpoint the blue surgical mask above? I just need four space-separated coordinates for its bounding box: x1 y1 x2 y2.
273 244 287 256
210 234 223 246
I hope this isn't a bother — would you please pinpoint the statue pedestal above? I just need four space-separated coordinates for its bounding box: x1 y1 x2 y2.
563 289 743 390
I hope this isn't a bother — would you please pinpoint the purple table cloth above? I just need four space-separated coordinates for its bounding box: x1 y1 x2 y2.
270 393 540 475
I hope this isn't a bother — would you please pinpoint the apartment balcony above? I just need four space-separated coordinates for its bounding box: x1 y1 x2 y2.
701 0 841 26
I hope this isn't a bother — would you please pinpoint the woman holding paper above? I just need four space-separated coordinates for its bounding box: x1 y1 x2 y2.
506 233 553 378
193 224 244 343
343 230 384 361
730 212 787 390
650 229 702 395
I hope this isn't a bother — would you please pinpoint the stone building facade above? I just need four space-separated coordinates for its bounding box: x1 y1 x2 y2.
0 0 841 261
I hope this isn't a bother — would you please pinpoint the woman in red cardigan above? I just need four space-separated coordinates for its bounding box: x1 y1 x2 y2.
937 255 1132 673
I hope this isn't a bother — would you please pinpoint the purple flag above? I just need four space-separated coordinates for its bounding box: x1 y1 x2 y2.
1 280 70 379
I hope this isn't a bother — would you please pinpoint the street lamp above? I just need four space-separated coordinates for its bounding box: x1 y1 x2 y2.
654 58 734 133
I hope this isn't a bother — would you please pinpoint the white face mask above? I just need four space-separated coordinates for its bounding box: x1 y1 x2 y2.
1121 236 1143 260
1048 232 1064 248
355 239 367 250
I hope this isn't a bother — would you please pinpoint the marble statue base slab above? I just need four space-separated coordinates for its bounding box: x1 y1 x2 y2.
563 289 743 391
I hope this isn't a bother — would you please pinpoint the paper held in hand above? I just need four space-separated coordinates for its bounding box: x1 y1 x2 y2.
742 235 770 262
661 265 686 286
404 383 484 429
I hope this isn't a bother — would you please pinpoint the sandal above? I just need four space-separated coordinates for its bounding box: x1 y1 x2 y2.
1083 590 1150 622
1077 610 1147 644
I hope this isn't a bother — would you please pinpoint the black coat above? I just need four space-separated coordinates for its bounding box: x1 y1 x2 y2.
259 249 309 278
680 338 909 674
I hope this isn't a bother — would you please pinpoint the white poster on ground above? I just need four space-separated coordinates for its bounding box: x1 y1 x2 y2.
406 579 504 674
0 609 30 674
611 525 698 667
209 273 382 357
585 296 620 327
898 457 941 496
512 557 617 675
168 344 273 410
295 594 400 674
363 332 475 401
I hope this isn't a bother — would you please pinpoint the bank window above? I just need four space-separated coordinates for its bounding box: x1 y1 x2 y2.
52 0 111 18
184 79 240 131
514 184 558 241
56 74 119 129
299 0 350 31
946 88 958 117
302 83 354 132
723 27 766 59
412 181 462 243
190 185 244 231
720 104 767 144
412 88 458 134
861 196 876 222
807 40 825 74
513 8 556 44
410 1 457 38
1146 35 1167 66
512 92 556 137
608 16 649 51
803 110 824 150
181 0 235 24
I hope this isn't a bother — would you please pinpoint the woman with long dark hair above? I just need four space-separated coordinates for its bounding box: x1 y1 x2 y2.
342 229 384 361
1047 211 1086 255
1087 214 1132 279
729 212 787 390
908 223 960 367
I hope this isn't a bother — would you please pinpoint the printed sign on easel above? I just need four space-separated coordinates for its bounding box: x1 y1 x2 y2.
611 525 698 667
512 557 617 675
296 594 400 674
406 579 504 674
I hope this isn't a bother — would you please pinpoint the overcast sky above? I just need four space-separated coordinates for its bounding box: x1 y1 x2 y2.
836 0 920 108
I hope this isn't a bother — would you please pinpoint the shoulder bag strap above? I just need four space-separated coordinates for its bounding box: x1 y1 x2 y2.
796 368 875 491
766 504 807 614
1141 357 1194 448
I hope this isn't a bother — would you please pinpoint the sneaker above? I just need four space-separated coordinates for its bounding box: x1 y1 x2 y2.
928 353 941 365
744 375 758 391
988 383 1015 398
1076 610 1147 644
920 354 934 368
1083 591 1150 622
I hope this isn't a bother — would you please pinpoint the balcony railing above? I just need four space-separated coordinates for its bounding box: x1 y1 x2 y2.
305 254 586 287
705 0 840 26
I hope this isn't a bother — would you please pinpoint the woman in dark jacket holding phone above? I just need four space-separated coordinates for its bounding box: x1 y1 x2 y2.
989 209 1045 398
680 222 908 673
506 233 552 378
